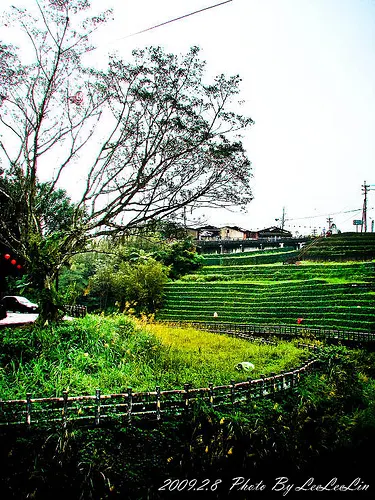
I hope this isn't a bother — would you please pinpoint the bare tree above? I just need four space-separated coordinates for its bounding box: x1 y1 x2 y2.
0 0 253 322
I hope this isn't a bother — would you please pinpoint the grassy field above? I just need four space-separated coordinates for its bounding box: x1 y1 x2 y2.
0 315 310 400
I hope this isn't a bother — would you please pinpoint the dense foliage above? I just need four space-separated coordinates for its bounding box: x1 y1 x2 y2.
56 236 203 313
88 258 170 314
153 238 204 279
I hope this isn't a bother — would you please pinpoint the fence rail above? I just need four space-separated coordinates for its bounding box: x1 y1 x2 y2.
166 321 375 343
0 348 320 428
63 304 87 318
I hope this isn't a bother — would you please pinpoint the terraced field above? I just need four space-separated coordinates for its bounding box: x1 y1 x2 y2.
301 232 375 261
157 235 375 332
187 261 373 282
202 248 299 266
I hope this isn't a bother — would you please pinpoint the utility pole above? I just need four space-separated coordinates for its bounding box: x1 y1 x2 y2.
360 181 375 233
281 206 286 231
361 181 369 233
275 207 286 231
326 217 333 230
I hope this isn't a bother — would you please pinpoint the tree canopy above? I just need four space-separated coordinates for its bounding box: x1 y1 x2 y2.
0 0 253 321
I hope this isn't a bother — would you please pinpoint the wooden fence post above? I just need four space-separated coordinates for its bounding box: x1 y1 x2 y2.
95 389 101 426
260 375 265 397
156 386 161 421
270 373 276 396
208 383 214 408
247 378 253 402
127 387 133 424
282 374 286 391
26 393 32 426
230 380 236 405
62 390 68 428
184 384 191 411
291 370 297 389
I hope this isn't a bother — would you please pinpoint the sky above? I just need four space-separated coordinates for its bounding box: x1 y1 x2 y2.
2 0 375 235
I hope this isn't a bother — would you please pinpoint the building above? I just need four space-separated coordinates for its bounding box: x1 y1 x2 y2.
220 226 247 240
246 226 293 239
189 225 293 241
188 225 221 240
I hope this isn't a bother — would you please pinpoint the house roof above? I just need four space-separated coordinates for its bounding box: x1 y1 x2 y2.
191 225 220 231
221 225 247 232
258 226 292 234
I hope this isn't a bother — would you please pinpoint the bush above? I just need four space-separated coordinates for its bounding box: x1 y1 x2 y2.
89 258 170 314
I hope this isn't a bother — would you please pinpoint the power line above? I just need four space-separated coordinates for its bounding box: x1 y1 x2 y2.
117 0 233 40
286 208 362 222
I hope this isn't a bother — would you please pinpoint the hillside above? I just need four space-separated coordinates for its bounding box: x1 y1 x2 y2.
157 234 375 332
300 232 375 261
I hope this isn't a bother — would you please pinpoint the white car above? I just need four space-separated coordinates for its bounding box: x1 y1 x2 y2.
1 296 38 313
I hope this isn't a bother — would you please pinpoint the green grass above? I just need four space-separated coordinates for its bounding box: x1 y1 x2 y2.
0 315 310 400
143 322 309 385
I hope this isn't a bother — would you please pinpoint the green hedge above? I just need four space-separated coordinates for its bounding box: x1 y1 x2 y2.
202 249 298 266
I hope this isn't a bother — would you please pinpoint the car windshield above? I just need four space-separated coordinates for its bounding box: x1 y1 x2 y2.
15 297 33 305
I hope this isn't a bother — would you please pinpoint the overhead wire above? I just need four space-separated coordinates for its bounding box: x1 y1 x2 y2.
82 1 234 55
117 0 233 40
286 208 362 222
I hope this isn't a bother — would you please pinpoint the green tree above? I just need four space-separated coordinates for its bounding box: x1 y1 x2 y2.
89 258 169 314
154 238 204 278
0 0 253 323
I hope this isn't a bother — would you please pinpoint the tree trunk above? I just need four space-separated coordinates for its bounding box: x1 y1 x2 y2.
35 275 64 325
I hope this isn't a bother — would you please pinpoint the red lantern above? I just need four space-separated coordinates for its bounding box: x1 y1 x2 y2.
16 264 22 270
297 318 304 325
10 259 16 265
4 254 10 260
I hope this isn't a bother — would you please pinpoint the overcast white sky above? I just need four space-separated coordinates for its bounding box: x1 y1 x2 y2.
3 0 375 234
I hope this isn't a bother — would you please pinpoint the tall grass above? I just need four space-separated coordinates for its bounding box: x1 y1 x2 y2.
0 315 309 400
143 322 309 386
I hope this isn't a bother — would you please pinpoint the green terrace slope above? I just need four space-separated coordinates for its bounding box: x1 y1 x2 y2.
202 248 299 266
182 261 374 283
157 281 374 331
157 260 375 332
301 232 375 261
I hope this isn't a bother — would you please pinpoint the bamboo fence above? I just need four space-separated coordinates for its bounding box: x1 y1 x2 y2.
171 321 375 343
0 345 320 428
63 304 87 318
